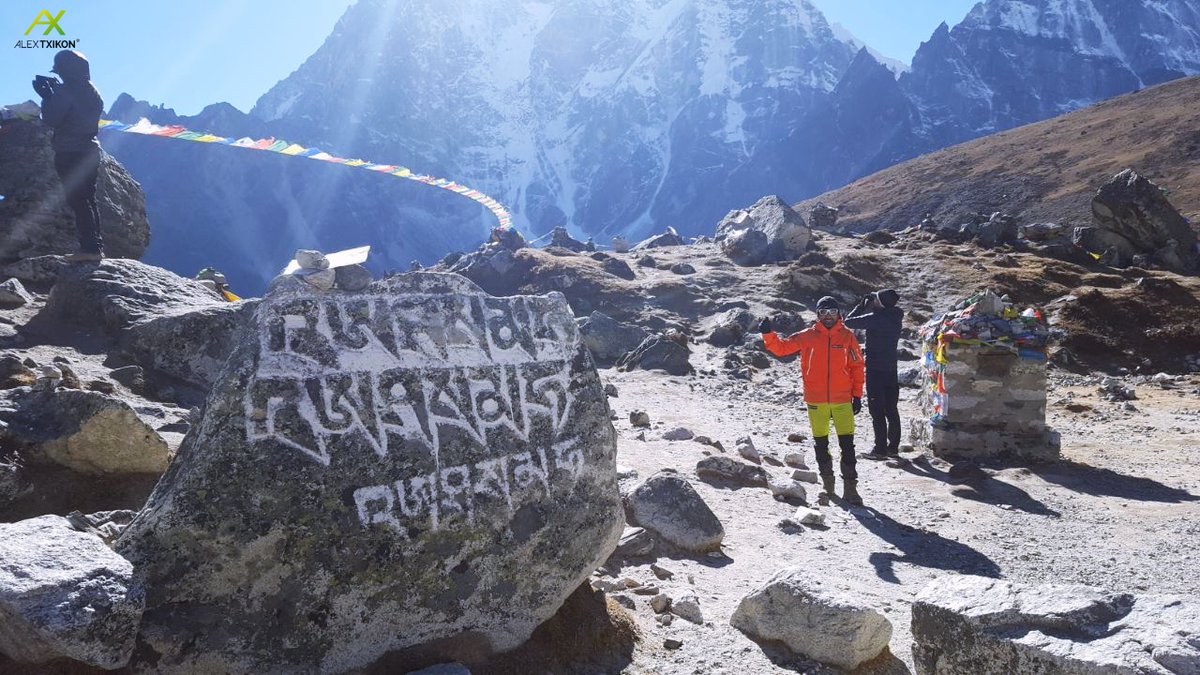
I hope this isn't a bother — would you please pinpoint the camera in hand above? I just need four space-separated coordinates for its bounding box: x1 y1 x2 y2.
34 75 58 86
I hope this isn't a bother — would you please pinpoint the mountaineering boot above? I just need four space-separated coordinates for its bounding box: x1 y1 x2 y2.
862 448 890 461
842 480 863 506
821 476 837 499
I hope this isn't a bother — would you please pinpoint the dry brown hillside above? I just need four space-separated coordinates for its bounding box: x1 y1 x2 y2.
797 76 1200 232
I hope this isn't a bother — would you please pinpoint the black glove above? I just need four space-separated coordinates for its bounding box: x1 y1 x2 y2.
852 397 862 415
758 317 773 335
32 78 53 99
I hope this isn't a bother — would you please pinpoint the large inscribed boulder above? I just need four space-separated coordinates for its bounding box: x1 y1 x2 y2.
116 272 624 673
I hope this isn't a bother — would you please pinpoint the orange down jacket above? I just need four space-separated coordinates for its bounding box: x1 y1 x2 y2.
763 320 865 404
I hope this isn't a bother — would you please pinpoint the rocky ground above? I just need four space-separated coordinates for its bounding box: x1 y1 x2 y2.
2 224 1198 674
440 229 1200 674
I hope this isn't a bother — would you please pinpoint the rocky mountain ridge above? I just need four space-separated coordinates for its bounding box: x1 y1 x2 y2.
99 0 1200 293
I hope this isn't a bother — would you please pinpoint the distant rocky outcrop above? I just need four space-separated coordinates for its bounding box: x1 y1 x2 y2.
1081 169 1199 273
911 575 1200 674
716 196 812 266
0 119 150 261
116 272 623 672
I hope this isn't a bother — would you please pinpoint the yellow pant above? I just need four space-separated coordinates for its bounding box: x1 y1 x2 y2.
806 403 855 438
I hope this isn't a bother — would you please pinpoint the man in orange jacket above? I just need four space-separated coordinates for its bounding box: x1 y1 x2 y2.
759 296 866 505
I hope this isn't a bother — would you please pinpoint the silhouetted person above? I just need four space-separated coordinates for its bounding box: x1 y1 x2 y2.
33 50 104 262
844 289 903 459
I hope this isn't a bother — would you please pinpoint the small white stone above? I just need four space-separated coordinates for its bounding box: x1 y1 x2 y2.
795 507 826 527
792 469 820 484
650 593 672 614
672 594 704 624
784 452 809 469
295 249 330 270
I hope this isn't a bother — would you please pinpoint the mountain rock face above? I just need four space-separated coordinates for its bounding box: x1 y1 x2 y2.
901 0 1200 154
101 0 1200 293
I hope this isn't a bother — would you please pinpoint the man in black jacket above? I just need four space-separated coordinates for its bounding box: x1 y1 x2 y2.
33 50 105 262
844 289 903 459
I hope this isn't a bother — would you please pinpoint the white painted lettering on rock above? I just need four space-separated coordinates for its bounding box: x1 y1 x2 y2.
245 292 585 535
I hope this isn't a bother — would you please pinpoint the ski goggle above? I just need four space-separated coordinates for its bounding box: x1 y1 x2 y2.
817 308 840 317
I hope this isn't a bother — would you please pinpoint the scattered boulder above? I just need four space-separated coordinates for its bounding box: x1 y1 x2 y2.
863 230 896 245
122 301 257 390
0 255 69 287
808 203 839 230
715 196 812 264
783 452 808 469
695 456 770 488
578 311 650 362
1 387 169 475
0 457 32 510
613 526 655 558
731 567 893 670
636 254 657 268
1089 169 1198 273
629 410 651 427
0 278 34 307
601 257 636 280
912 575 1200 675
548 226 588 252
1019 222 1067 242
662 427 694 441
0 119 150 262
720 228 770 266
671 594 704 625
114 272 624 672
0 354 37 389
707 309 754 347
735 436 762 464
767 474 808 502
633 227 685 250
0 515 143 669
334 264 373 291
670 262 696 275
792 469 820 484
617 333 693 376
39 259 226 335
626 471 724 553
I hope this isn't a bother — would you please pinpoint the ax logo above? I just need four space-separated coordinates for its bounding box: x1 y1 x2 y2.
25 10 66 37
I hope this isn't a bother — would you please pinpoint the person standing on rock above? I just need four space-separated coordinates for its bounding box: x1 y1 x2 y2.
759 296 865 505
844 289 904 461
32 50 105 262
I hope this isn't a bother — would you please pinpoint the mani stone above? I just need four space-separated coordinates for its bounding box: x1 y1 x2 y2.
911 575 1200 675
115 272 624 673
0 515 143 669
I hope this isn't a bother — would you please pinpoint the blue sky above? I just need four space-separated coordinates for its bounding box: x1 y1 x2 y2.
2 1 980 116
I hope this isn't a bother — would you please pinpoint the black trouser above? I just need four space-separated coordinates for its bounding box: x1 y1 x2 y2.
814 435 857 481
53 148 103 254
866 369 901 453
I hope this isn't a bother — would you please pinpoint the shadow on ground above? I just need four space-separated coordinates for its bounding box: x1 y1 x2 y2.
1030 460 1199 503
751 637 912 675
899 455 1061 517
847 506 1001 583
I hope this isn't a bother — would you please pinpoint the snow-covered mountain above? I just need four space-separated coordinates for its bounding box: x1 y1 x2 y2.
902 0 1200 149
102 0 1200 293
